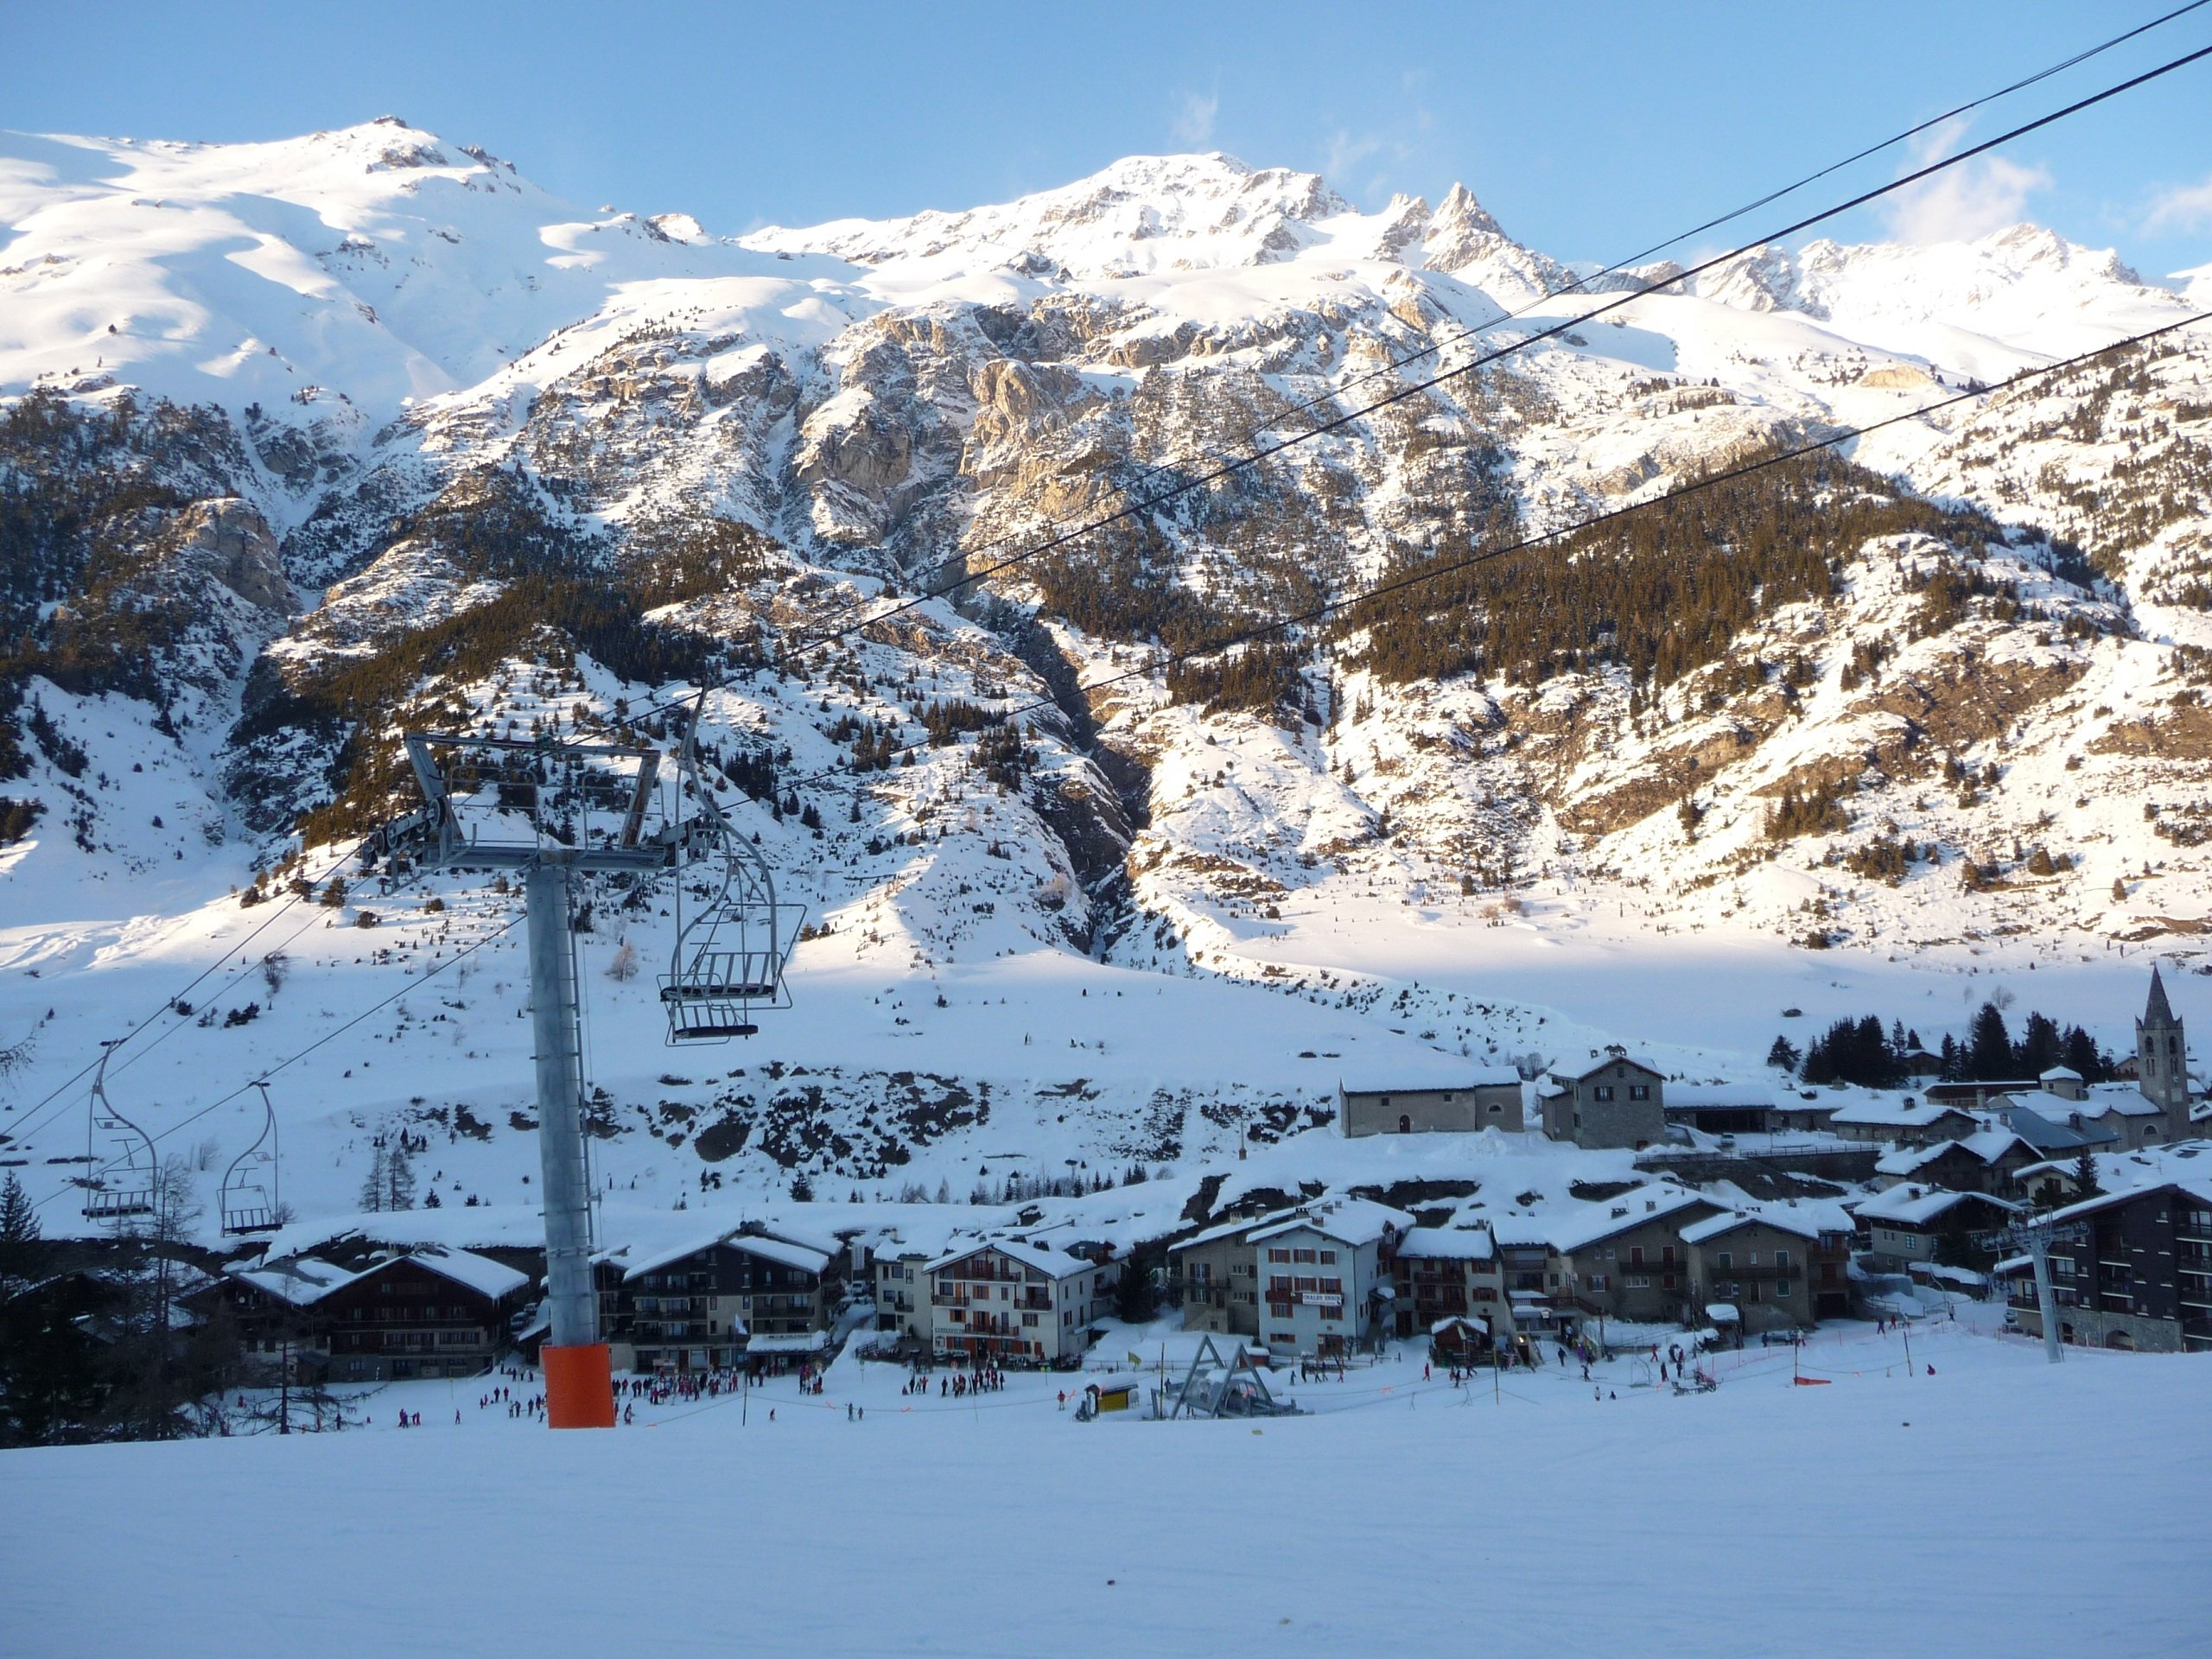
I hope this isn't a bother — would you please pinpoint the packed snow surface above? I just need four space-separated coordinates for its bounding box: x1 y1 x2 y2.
3 1306 2203 1658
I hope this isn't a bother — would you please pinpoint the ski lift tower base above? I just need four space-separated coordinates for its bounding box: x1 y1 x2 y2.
404 734 663 1429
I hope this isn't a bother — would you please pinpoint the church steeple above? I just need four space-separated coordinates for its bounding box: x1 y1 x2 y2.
2136 963 2190 1136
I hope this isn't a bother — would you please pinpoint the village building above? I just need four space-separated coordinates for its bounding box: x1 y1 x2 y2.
1681 1205 1854 1332
1662 1083 1777 1137
1873 1130 2039 1197
1853 1186 2019 1273
321 1248 528 1382
1986 1097 2122 1159
1168 1208 1299 1342
2136 964 2194 1141
1827 1098 1980 1147
1998 1176 2212 1353
1541 1047 1668 1149
1338 1069 1525 1136
1927 1068 2089 1109
1391 1225 1508 1347
870 1243 935 1343
188 1256 365 1381
607 1226 843 1375
925 1238 1117 1366
1548 1187 1726 1327
1249 1198 1412 1358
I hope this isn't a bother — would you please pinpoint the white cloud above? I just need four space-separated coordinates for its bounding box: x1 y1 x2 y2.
2145 173 2212 236
1320 129 1382 186
1882 118 2051 245
1171 90 1218 148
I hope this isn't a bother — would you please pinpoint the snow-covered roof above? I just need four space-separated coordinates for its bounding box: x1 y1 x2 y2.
406 1247 530 1302
1706 1303 1741 1322
1395 1226 1497 1261
1430 1313 1489 1334
227 1256 365 1307
2034 1174 2212 1230
1665 1083 1777 1109
1551 1052 1664 1084
1874 1129 2030 1176
1547 1187 1714 1252
1172 1207 1302 1252
728 1233 835 1276
1248 1197 1414 1249
1854 1186 2019 1227
619 1224 747 1282
1337 1066 1521 1095
1830 1097 1974 1128
2040 1066 2082 1082
1680 1204 1846 1245
744 1330 829 1355
926 1236 1096 1280
1991 1102 2120 1152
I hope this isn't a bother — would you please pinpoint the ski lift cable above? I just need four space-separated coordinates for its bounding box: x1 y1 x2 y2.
592 35 2212 739
1100 0 2212 506
757 306 2212 801
3 847 385 1146
23 36 2210 1167
6 846 468 1152
26 911 525 1218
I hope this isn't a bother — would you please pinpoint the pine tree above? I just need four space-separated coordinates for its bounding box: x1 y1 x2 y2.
0 1169 41 1285
385 1146 416 1211
1967 1002 2015 1081
359 1147 388 1212
2072 1147 2101 1198
1766 1035 1802 1071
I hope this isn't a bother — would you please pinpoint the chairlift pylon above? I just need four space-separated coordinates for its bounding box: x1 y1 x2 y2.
660 716 802 1044
220 1082 283 1236
80 1043 156 1225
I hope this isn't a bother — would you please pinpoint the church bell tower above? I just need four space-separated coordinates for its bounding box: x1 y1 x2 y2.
2136 964 2191 1140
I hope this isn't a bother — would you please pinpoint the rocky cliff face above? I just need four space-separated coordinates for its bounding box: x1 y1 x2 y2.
3 121 2209 969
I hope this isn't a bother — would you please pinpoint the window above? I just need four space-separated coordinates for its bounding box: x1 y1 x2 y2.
1294 1249 1318 1264
1629 1084 1650 1102
1319 1279 1343 1296
1716 1252 1732 1268
1775 1281 1792 1298
1604 1247 1617 1261
1587 1274 1609 1292
1272 1332 1296 1346
1624 1275 1649 1289
1268 1248 1290 1264
1593 1085 1616 1103
1630 1247 1645 1267
1022 1313 1039 1327
1747 1253 1759 1267
1901 1236 1919 1253
1774 1249 1791 1271
1319 1250 1337 1265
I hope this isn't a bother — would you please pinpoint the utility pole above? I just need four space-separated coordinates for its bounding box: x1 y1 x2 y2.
1979 1216 2087 1365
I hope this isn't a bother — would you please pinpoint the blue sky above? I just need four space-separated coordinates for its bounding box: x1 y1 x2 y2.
8 0 2211 275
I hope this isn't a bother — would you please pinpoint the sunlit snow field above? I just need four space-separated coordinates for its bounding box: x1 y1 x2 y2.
3 1305 2204 1659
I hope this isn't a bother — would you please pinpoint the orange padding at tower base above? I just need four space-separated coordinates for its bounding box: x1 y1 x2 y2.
543 1342 616 1428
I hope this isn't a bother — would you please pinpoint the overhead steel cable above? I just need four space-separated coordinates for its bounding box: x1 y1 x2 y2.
764 308 2210 798
594 35 2212 739
26 909 525 1217
29 310 2209 1217
16 33 2209 1192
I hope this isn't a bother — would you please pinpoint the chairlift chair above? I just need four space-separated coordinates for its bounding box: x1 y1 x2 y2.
220 1082 283 1236
660 725 802 1044
79 1045 156 1224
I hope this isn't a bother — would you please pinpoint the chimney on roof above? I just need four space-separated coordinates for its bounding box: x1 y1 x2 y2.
1645 1199 1656 1212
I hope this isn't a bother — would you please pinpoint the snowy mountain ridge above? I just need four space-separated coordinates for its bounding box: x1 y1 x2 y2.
2 118 2209 1240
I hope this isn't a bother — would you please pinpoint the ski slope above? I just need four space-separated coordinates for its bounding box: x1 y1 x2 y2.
3 1306 2202 1658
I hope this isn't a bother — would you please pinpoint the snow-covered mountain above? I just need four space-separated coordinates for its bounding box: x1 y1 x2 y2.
3 118 2209 1239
